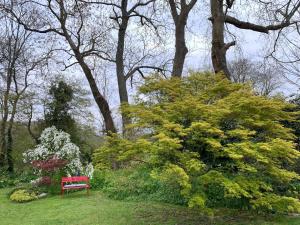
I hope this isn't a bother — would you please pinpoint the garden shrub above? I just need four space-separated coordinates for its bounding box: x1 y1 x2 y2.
23 126 83 175
92 167 186 205
18 171 39 184
90 169 107 189
94 72 300 214
250 194 300 214
49 171 65 194
10 189 38 203
0 170 37 188
0 176 18 188
204 183 249 209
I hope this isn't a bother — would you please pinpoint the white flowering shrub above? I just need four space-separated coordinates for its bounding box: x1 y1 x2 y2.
23 126 83 175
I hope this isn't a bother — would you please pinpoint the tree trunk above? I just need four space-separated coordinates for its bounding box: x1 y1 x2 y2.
61 23 117 134
6 97 19 173
172 20 188 77
77 56 117 133
27 105 39 144
6 126 13 173
0 71 12 168
168 0 197 77
116 19 130 131
0 120 7 168
0 127 7 168
210 0 232 79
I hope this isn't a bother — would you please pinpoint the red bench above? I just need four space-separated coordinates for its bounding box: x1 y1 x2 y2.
61 176 90 196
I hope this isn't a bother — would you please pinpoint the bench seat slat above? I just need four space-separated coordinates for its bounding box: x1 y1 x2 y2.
63 186 89 190
63 184 88 188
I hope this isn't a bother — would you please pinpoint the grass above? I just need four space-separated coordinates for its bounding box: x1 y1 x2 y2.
1 188 300 225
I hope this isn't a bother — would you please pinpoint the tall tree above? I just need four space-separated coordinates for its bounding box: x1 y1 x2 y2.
209 0 300 79
0 11 47 171
1 0 117 133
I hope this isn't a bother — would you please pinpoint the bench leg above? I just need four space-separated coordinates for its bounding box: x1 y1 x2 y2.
87 188 90 196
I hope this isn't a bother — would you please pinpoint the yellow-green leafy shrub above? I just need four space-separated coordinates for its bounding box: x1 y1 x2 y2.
94 72 300 213
10 189 38 203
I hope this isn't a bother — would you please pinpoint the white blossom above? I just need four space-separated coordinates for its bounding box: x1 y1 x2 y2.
23 126 83 175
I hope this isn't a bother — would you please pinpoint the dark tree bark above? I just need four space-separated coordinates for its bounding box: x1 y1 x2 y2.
0 75 11 168
6 128 13 173
57 1 116 134
209 0 300 80
116 19 132 131
116 20 129 105
5 59 35 173
73 49 117 133
6 101 17 173
115 1 130 129
27 104 39 144
173 17 188 77
210 0 234 79
168 0 197 77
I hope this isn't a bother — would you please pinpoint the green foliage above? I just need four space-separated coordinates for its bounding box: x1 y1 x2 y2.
285 94 300 150
94 72 300 213
10 189 38 203
45 80 76 133
0 170 37 188
251 194 300 214
91 167 186 205
0 176 19 188
48 170 65 195
10 122 36 171
90 169 107 189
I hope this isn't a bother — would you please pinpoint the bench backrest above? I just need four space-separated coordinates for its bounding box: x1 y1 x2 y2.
61 176 89 183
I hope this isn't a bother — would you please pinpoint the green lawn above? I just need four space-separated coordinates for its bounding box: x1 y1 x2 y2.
0 188 300 225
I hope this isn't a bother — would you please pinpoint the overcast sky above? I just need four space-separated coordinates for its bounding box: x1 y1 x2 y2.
23 1 299 130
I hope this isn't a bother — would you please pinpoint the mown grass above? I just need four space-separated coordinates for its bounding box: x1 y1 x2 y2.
0 188 300 225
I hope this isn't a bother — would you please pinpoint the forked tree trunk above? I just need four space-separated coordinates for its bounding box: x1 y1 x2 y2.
60 23 117 134
210 0 233 79
168 0 197 78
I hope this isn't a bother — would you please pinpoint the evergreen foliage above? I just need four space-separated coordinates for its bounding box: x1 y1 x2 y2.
94 72 300 213
45 80 75 133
